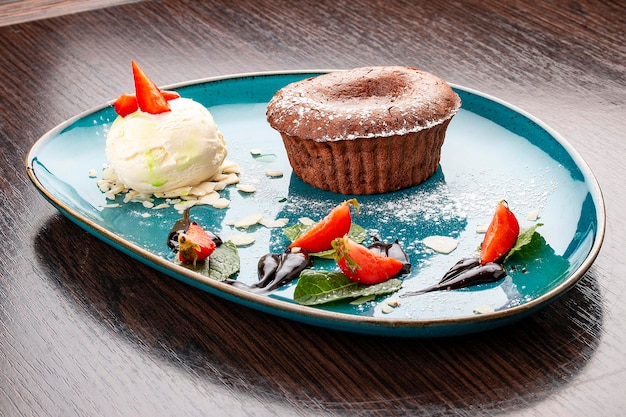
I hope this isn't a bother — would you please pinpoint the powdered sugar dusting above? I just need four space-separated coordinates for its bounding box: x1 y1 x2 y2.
276 172 468 266
266 67 461 142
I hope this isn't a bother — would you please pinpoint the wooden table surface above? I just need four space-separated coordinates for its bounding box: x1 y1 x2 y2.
1 0 625 416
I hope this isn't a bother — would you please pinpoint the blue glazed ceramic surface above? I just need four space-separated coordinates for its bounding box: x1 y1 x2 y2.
26 71 605 337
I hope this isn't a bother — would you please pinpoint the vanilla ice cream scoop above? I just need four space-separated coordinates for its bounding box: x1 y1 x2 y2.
105 97 227 194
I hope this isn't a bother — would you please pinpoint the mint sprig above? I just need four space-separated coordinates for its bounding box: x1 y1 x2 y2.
175 241 240 281
504 223 544 262
294 269 402 305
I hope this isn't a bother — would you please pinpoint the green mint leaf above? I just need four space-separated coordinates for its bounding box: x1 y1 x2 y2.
174 241 240 281
348 224 367 244
207 241 241 281
503 227 570 299
309 248 336 259
293 269 402 305
283 222 310 242
504 223 543 262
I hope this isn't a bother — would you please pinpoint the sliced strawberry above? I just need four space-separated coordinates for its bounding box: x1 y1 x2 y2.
161 90 181 100
131 60 170 114
332 236 404 284
113 90 180 117
480 200 520 264
289 199 359 253
178 222 216 265
113 93 139 117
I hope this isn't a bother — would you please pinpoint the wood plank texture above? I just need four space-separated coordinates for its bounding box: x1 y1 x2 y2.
0 0 141 26
0 0 624 416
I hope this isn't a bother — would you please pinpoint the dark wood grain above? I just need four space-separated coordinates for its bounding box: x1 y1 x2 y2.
1 0 624 416
0 0 142 26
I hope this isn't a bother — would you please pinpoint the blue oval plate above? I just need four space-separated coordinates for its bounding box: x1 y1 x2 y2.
26 71 605 337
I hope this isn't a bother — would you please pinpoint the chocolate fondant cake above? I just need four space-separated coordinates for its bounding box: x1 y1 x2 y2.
266 66 461 195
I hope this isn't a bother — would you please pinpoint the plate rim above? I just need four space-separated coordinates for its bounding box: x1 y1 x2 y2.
25 69 607 336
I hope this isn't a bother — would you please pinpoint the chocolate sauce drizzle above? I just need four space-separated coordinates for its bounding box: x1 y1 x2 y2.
401 258 506 297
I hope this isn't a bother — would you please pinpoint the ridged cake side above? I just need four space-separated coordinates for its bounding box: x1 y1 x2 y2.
279 119 451 195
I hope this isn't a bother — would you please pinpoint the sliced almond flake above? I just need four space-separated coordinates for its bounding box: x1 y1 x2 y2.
298 217 315 226
191 181 217 195
101 167 117 181
527 210 540 221
476 224 489 233
220 160 240 174
140 212 151 218
227 234 255 246
250 148 263 155
265 169 283 177
142 201 155 209
97 180 113 192
109 183 125 194
212 173 230 182
128 191 154 203
259 217 289 228
155 186 192 199
100 203 120 208
422 236 459 254
130 197 154 205
104 191 117 200
385 298 401 307
236 184 257 193
174 200 196 212
381 304 395 314
224 173 240 185
197 192 220 205
130 194 152 201
188 187 207 197
473 305 495 314
123 190 140 203
213 181 228 191
152 203 170 210
233 212 263 228
88 169 98 178
211 198 230 209
95 179 112 187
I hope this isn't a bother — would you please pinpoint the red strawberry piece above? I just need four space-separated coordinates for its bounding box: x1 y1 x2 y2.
161 90 181 100
113 90 180 117
289 199 359 253
113 93 139 117
131 60 171 114
178 222 216 265
332 236 404 285
480 200 520 264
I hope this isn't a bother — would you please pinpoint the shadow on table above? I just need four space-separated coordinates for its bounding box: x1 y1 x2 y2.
35 214 604 416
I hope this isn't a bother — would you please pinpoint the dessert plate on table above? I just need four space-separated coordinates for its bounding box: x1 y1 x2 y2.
26 70 605 337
